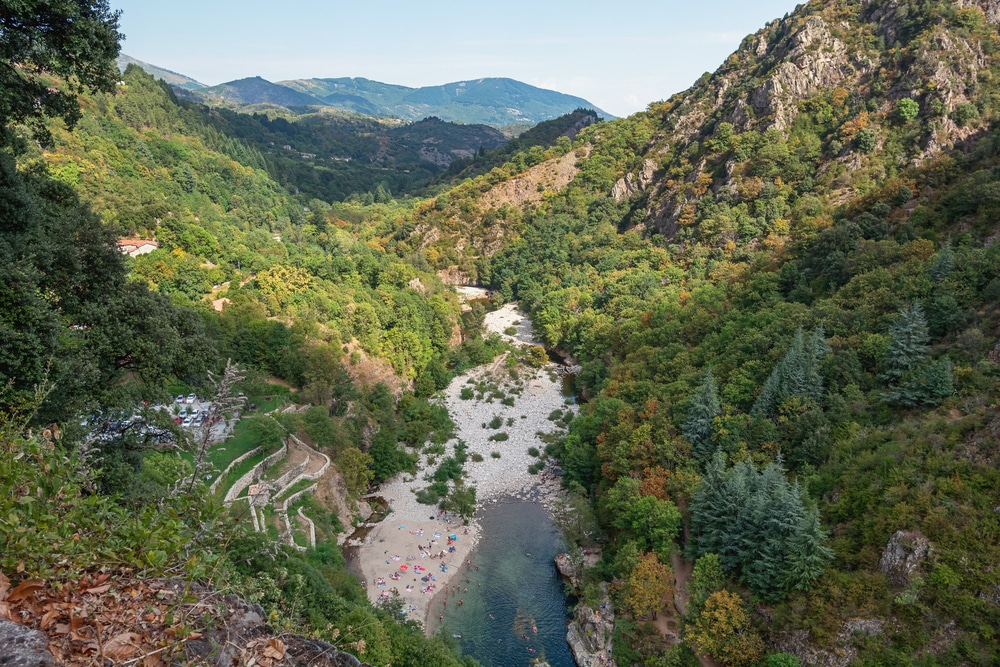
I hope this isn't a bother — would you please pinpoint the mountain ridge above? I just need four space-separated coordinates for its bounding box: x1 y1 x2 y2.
115 54 612 128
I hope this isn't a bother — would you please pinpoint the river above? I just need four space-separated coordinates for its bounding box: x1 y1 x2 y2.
435 498 576 667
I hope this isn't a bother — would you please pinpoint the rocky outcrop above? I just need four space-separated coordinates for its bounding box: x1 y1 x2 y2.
746 16 855 131
0 619 53 667
774 617 887 667
566 593 615 667
555 552 582 588
879 530 932 586
611 159 657 201
165 588 371 667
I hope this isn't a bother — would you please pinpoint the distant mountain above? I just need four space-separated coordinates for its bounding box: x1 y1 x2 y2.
115 54 611 128
116 54 205 90
280 76 614 126
199 77 326 108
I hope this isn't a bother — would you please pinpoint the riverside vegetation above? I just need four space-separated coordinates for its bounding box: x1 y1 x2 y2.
2 0 1000 665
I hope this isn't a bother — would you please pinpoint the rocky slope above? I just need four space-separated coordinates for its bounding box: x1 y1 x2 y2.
616 0 1000 235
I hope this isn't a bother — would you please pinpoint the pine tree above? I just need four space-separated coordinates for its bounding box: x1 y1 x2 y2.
744 468 806 601
881 301 930 383
688 454 831 601
684 367 721 465
880 302 953 407
779 504 834 593
803 323 830 402
687 452 731 561
752 326 829 418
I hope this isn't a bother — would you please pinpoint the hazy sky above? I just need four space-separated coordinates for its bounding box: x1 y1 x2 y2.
110 0 799 117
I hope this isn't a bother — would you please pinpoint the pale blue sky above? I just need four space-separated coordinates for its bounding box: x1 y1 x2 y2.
111 0 800 117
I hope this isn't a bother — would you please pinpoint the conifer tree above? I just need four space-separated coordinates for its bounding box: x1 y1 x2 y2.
779 504 834 593
687 452 731 561
885 357 954 407
683 366 721 465
880 301 930 383
880 302 953 406
752 326 829 418
688 453 832 600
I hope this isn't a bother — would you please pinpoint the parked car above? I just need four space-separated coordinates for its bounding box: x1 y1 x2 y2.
186 393 196 404
175 395 184 403
182 416 194 427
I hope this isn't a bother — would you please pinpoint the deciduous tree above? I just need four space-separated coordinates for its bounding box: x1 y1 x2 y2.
624 552 674 620
686 590 763 667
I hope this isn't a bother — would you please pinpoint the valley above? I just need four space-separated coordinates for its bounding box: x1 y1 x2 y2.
2 1 1000 666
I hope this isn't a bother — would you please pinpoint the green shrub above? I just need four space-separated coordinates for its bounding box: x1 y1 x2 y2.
491 451 501 459
854 127 878 153
896 98 919 122
488 415 502 429
527 446 540 457
460 387 474 400
488 432 509 442
471 452 484 462
952 103 979 126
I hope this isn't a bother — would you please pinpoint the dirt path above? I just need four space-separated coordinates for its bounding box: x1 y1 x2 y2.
671 531 721 667
672 551 693 616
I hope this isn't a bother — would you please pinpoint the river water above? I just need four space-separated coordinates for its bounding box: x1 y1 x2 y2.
434 498 575 667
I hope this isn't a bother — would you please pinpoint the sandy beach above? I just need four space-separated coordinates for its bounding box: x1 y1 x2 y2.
353 304 575 631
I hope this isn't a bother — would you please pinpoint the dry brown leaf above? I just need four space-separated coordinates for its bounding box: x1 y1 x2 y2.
54 622 70 635
0 572 10 600
7 579 44 602
104 631 142 659
262 638 286 660
143 654 166 667
40 608 61 629
84 584 111 595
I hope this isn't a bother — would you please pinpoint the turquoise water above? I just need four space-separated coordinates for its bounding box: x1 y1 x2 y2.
436 498 575 667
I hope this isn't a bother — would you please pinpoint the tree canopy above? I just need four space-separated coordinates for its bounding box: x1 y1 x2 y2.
0 0 121 142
